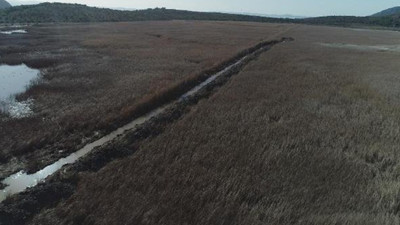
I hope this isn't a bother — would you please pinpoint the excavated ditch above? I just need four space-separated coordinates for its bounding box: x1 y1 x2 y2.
0 37 293 225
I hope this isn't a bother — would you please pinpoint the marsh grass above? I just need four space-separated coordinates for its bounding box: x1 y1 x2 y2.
0 21 290 177
29 25 400 225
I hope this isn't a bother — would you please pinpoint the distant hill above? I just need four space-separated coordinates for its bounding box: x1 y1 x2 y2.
0 2 398 29
0 3 288 23
302 15 400 28
373 6 400 17
222 11 305 19
0 0 11 9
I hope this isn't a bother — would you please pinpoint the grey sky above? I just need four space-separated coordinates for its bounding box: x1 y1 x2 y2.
7 0 400 17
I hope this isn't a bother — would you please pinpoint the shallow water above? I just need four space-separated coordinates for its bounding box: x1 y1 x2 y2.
0 106 167 202
320 43 400 53
0 46 266 203
0 29 27 35
180 55 248 99
0 64 40 118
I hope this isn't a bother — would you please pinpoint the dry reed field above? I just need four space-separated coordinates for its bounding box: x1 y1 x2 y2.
0 21 291 178
26 25 400 224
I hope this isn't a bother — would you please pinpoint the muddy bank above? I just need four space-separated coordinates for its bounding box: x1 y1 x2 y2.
0 37 292 225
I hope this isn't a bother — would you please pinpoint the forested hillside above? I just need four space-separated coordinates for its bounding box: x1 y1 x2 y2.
0 0 11 9
373 6 400 17
0 3 399 29
0 3 287 23
302 15 400 28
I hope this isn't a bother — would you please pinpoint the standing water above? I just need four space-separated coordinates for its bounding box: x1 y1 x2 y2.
0 106 167 202
0 30 27 35
0 64 40 118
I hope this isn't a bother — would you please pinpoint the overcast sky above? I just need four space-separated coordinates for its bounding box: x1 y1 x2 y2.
7 0 400 17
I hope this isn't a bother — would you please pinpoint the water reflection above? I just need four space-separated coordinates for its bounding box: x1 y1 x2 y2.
0 64 40 118
0 29 27 35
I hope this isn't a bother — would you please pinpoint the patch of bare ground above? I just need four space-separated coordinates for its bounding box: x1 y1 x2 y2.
25 25 400 224
0 21 292 179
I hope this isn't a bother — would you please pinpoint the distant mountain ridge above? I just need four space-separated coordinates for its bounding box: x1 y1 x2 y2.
373 6 400 17
0 3 399 29
0 3 288 23
221 11 306 19
0 0 11 9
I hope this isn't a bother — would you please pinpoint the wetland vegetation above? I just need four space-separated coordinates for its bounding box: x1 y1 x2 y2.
1 1 400 224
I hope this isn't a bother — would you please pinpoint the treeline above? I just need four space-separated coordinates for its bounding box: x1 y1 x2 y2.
302 15 400 28
0 3 289 23
0 3 399 29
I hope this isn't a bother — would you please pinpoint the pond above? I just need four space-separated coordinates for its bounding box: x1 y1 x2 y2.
0 29 27 35
0 64 40 118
